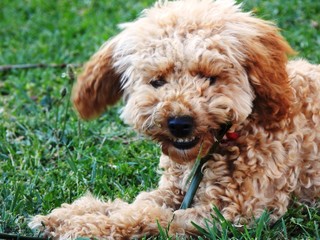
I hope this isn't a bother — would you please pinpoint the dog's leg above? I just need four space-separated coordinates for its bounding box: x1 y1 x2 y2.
29 188 182 239
29 193 128 239
168 205 215 236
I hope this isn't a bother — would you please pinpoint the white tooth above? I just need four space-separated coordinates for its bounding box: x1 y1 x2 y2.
173 137 196 144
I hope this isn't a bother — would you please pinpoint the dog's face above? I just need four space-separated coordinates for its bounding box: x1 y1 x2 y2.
119 33 254 162
72 0 294 163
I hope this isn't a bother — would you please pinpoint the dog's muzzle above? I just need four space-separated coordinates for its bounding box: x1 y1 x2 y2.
167 116 200 150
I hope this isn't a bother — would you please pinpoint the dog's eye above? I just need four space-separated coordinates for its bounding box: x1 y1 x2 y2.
208 76 217 85
198 73 217 86
150 77 167 88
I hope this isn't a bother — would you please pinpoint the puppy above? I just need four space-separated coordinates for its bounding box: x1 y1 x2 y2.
30 0 320 238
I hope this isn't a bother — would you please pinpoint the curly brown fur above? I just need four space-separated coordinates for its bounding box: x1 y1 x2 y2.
30 0 320 239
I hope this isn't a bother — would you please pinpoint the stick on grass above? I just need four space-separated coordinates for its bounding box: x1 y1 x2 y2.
0 63 82 72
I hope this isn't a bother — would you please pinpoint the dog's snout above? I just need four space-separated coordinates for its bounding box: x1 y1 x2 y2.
168 116 194 138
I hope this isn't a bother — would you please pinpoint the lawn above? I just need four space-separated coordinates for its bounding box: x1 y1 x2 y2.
0 0 319 239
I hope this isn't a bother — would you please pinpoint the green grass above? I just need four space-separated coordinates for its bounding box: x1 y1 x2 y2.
0 0 319 239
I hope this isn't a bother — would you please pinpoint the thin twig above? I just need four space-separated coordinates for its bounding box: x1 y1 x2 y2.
0 63 82 72
0 233 48 240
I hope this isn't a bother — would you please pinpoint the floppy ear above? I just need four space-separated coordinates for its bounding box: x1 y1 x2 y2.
243 20 295 123
72 38 123 119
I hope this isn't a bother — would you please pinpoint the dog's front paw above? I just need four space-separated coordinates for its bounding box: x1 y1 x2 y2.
29 194 118 239
29 213 113 239
29 214 60 239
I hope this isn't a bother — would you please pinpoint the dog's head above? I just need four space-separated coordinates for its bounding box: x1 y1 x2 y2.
73 0 294 163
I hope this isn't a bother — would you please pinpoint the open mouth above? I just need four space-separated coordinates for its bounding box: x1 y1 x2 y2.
171 136 200 150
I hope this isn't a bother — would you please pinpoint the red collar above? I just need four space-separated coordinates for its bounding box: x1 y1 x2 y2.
226 131 240 141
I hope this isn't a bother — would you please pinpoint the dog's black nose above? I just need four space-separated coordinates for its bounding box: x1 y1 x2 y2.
168 116 194 138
